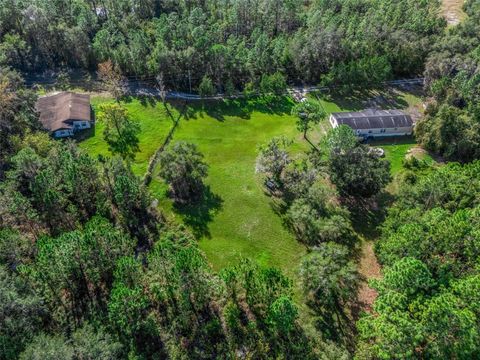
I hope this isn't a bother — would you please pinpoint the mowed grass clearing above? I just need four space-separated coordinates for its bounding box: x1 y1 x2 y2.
79 89 423 279
81 96 309 279
150 98 309 277
80 96 179 175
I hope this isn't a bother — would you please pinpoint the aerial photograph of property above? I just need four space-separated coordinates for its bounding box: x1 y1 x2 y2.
1 0 479 359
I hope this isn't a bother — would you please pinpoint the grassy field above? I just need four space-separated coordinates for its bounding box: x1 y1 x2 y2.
314 87 422 114
80 88 423 280
81 96 311 279
150 98 310 277
369 138 418 174
80 96 179 175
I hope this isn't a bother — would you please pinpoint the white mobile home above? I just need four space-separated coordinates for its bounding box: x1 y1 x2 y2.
329 109 413 139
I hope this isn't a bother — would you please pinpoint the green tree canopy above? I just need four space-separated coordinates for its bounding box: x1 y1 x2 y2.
158 141 209 202
98 103 141 161
198 75 215 97
301 243 359 341
325 127 391 198
291 99 326 150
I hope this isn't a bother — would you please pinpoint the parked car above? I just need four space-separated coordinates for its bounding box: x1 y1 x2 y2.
368 147 385 158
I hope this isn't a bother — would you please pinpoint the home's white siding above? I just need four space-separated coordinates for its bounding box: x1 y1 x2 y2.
54 129 74 138
73 120 91 130
329 114 413 138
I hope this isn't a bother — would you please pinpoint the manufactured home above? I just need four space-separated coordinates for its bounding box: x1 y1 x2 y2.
329 109 413 139
36 92 93 138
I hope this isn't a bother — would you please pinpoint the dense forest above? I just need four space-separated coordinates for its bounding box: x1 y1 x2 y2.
0 0 444 90
357 161 480 358
417 0 480 162
2 0 480 359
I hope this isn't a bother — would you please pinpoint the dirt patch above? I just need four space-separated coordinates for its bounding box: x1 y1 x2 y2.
407 146 446 164
406 146 428 159
442 0 465 26
356 241 382 313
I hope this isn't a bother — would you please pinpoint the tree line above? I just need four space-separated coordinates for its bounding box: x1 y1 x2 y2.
0 0 444 91
417 0 480 162
357 160 480 358
256 105 392 351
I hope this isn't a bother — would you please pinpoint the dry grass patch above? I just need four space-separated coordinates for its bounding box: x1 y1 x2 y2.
442 0 466 26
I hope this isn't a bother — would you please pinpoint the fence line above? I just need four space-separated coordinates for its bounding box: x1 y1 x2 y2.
142 101 188 186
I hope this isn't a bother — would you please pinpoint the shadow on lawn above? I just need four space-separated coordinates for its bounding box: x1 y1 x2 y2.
182 96 294 122
317 87 411 111
345 191 396 241
120 94 160 108
173 186 224 239
366 136 417 147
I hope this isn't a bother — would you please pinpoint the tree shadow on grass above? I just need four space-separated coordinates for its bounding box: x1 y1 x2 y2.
317 86 411 112
180 96 295 122
344 191 396 241
121 94 159 108
173 186 224 239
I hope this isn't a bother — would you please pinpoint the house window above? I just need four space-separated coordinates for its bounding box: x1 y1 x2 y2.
368 130 373 134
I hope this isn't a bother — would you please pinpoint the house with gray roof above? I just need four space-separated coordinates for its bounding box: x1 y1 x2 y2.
36 92 93 138
329 109 413 139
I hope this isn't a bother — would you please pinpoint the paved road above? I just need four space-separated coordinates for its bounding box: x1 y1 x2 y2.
24 73 425 101
123 78 424 100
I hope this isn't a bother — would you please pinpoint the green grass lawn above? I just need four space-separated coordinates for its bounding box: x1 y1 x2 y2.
368 137 417 175
150 98 308 277
81 96 308 279
313 86 423 113
80 96 179 175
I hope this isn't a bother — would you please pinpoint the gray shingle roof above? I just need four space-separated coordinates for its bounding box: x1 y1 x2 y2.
36 92 91 132
331 109 413 130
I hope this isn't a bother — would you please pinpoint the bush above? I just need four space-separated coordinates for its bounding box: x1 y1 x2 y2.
260 72 287 96
158 142 208 202
198 76 216 97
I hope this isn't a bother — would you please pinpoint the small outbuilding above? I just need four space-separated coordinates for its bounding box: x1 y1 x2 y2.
329 109 413 139
36 92 93 138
